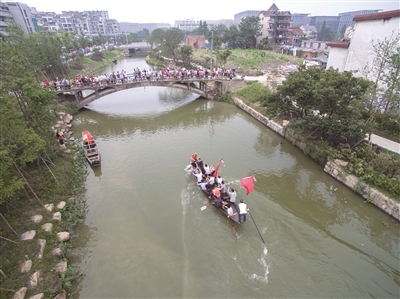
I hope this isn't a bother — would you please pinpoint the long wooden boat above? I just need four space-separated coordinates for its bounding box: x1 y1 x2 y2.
189 158 241 224
82 131 101 166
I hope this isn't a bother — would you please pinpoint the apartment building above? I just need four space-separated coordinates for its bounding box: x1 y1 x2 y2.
5 1 37 34
0 2 13 35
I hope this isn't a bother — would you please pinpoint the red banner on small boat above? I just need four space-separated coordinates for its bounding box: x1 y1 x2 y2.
240 176 256 195
82 131 94 143
213 159 223 177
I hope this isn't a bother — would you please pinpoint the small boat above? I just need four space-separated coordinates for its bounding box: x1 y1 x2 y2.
189 157 241 224
112 59 117 63
82 131 101 166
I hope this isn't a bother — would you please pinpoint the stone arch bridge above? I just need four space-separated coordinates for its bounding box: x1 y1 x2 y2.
55 79 246 109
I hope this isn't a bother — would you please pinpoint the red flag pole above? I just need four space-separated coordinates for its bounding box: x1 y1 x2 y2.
213 159 223 178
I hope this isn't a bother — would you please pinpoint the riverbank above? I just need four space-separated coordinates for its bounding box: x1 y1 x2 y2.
232 96 400 220
68 49 124 78
1 108 87 299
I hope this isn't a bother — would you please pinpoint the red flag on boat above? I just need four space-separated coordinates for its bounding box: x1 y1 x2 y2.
240 176 256 195
213 159 223 177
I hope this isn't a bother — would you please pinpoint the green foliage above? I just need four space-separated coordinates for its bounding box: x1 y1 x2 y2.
179 45 193 67
236 81 271 103
0 36 58 204
192 20 209 37
214 91 234 104
257 37 271 50
261 67 372 145
317 21 335 41
333 144 400 198
215 48 232 67
362 31 400 123
238 16 262 49
223 25 240 48
149 28 185 63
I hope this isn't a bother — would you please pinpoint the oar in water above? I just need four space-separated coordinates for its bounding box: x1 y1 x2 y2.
248 211 268 253
200 204 210 211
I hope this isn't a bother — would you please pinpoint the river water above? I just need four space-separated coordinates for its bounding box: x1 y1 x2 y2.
70 54 399 298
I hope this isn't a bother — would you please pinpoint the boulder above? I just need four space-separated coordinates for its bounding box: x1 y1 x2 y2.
41 223 53 233
44 203 54 212
54 293 67 299
53 212 62 221
64 114 73 124
29 293 44 299
21 260 32 273
21 230 36 241
37 239 46 260
52 248 62 257
56 261 67 273
31 215 43 223
57 232 70 242
57 201 66 209
12 287 27 299
28 270 41 289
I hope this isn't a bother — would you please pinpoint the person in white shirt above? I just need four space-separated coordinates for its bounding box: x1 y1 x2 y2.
203 163 211 175
196 180 208 191
228 187 237 204
238 200 249 223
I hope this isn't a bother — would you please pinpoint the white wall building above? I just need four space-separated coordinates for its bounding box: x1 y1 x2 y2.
327 10 400 77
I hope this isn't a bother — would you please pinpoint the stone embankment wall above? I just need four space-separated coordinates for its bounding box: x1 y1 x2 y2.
233 97 400 221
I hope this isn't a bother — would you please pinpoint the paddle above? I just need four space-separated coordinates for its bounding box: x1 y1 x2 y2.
248 211 268 253
200 204 210 211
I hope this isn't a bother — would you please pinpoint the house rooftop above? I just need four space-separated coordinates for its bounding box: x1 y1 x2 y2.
353 9 400 22
327 42 350 49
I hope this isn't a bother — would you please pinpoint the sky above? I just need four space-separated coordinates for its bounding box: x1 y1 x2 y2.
12 0 400 25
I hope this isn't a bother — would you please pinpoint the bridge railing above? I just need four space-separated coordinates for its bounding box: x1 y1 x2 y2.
53 73 238 92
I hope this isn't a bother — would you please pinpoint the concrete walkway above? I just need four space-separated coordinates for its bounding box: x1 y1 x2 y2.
369 134 400 154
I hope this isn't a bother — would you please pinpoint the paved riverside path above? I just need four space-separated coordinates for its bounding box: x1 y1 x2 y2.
369 134 400 154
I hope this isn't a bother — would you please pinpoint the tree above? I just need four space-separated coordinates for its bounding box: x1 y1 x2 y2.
215 49 231 67
257 37 271 50
149 28 165 48
179 45 193 67
161 28 185 63
0 37 57 204
192 20 209 37
262 67 372 145
362 31 400 119
317 21 335 41
223 25 240 48
238 16 261 49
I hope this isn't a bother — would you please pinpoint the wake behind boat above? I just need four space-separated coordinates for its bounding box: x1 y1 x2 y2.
82 130 101 166
188 154 241 224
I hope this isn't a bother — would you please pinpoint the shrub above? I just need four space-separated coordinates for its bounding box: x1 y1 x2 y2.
236 81 270 103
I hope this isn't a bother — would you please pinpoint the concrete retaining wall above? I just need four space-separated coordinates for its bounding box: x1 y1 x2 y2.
233 96 399 221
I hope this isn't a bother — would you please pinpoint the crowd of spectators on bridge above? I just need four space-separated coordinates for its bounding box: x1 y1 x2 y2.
41 67 237 91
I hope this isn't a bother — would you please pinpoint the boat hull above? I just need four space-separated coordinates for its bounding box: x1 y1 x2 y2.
82 131 101 166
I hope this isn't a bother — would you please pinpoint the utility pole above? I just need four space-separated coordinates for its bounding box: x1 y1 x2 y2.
210 26 214 71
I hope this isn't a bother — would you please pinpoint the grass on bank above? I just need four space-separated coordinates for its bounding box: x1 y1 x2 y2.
0 137 87 298
190 48 302 75
68 49 124 78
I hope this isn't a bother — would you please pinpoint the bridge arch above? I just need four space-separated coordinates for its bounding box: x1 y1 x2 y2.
55 79 245 109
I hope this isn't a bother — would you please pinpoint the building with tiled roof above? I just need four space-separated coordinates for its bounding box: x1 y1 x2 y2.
257 4 293 45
